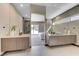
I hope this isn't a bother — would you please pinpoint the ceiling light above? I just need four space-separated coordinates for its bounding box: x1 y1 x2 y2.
20 4 23 7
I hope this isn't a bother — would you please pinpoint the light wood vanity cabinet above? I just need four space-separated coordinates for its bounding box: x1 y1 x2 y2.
1 37 29 52
47 35 76 46
16 37 29 50
1 38 16 51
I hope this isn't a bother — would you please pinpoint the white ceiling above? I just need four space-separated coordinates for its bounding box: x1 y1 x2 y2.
12 3 31 18
32 3 65 7
46 3 78 20
12 3 78 19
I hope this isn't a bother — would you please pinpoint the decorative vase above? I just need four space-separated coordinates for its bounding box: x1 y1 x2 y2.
10 31 15 36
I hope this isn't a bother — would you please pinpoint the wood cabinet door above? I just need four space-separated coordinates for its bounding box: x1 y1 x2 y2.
1 37 29 52
1 38 16 51
16 37 29 50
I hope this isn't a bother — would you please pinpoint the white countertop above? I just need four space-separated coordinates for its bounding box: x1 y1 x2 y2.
48 34 76 36
0 34 30 38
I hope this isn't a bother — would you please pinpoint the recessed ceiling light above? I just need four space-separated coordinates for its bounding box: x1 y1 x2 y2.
20 4 23 7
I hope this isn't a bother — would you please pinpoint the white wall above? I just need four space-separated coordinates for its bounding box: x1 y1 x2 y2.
0 4 23 36
0 4 10 36
9 4 23 35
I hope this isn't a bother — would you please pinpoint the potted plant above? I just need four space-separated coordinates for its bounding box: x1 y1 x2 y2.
10 25 16 36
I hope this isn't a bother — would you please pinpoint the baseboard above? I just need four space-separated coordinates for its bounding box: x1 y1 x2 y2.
47 44 74 47
72 44 79 47
0 51 7 56
41 39 45 40
29 46 31 48
45 44 48 46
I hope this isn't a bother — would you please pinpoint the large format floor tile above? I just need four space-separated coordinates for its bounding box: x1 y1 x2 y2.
3 45 79 56
4 49 31 56
31 45 79 56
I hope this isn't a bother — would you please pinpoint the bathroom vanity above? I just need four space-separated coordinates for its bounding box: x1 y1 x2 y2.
46 34 76 46
0 34 30 55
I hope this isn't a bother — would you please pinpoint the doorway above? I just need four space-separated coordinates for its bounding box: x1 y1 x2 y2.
31 24 44 46
31 25 39 34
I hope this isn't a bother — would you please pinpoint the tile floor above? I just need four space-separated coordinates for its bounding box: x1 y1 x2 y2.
31 45 79 56
3 45 79 56
4 49 31 56
31 34 45 46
